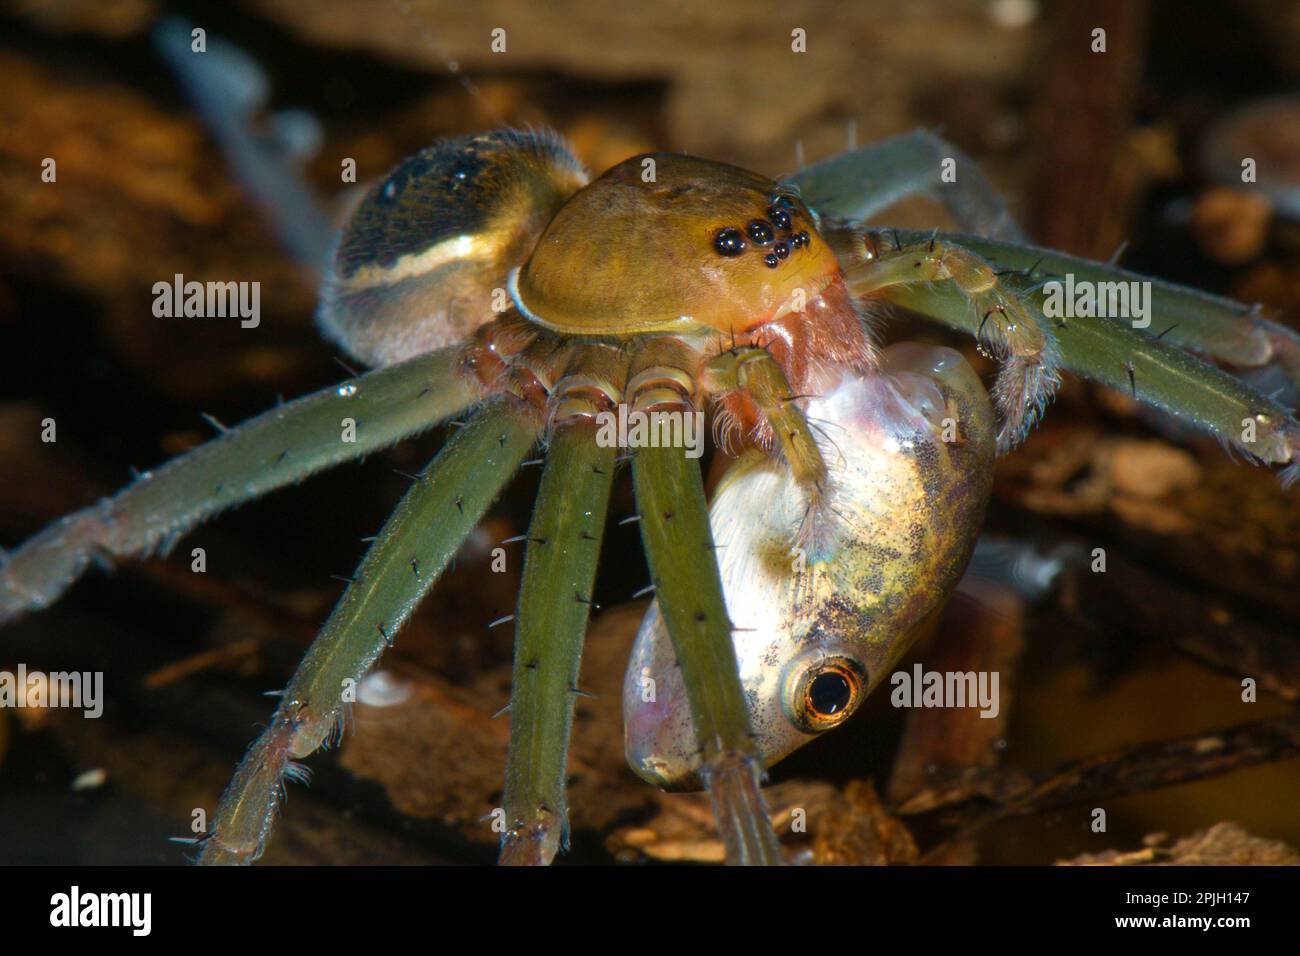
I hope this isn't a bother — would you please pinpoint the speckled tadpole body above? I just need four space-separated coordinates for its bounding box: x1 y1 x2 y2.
625 343 998 788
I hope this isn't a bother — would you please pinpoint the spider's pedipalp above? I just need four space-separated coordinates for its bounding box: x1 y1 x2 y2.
200 399 539 865
702 346 830 525
841 232 1062 451
0 348 476 626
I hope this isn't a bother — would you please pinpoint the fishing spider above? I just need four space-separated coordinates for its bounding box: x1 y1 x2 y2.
3 36 1299 867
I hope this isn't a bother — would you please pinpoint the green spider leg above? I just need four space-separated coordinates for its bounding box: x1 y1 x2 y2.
199 398 540 865
499 419 616 865
632 442 785 866
784 129 1028 242
0 348 475 625
154 16 335 272
850 228 1300 484
947 232 1300 404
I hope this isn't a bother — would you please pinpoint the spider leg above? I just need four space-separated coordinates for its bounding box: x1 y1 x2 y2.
868 230 1300 484
843 233 1061 451
784 129 1027 241
0 348 476 625
938 231 1300 405
199 398 539 864
499 419 616 865
632 442 784 866
154 16 335 274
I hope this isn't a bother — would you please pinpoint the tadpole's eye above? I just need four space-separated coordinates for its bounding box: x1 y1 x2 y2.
786 656 868 733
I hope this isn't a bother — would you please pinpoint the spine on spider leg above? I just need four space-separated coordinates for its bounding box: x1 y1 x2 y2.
0 348 476 626
200 400 538 865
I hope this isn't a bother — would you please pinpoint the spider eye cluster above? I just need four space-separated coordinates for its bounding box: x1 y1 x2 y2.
711 195 811 269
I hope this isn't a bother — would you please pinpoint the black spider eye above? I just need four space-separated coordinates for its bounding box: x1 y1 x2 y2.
768 204 793 231
808 671 852 716
746 220 775 245
714 227 746 256
763 253 779 268
773 241 790 259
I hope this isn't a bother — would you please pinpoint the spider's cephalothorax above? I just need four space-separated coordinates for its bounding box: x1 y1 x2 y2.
324 131 878 492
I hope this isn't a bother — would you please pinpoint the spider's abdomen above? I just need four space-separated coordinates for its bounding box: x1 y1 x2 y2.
510 153 844 338
319 128 588 367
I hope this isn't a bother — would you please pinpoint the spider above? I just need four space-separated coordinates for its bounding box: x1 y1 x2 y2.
4 45 1300 867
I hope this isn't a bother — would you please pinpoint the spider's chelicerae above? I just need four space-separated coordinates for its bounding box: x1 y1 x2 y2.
4 98 1300 863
